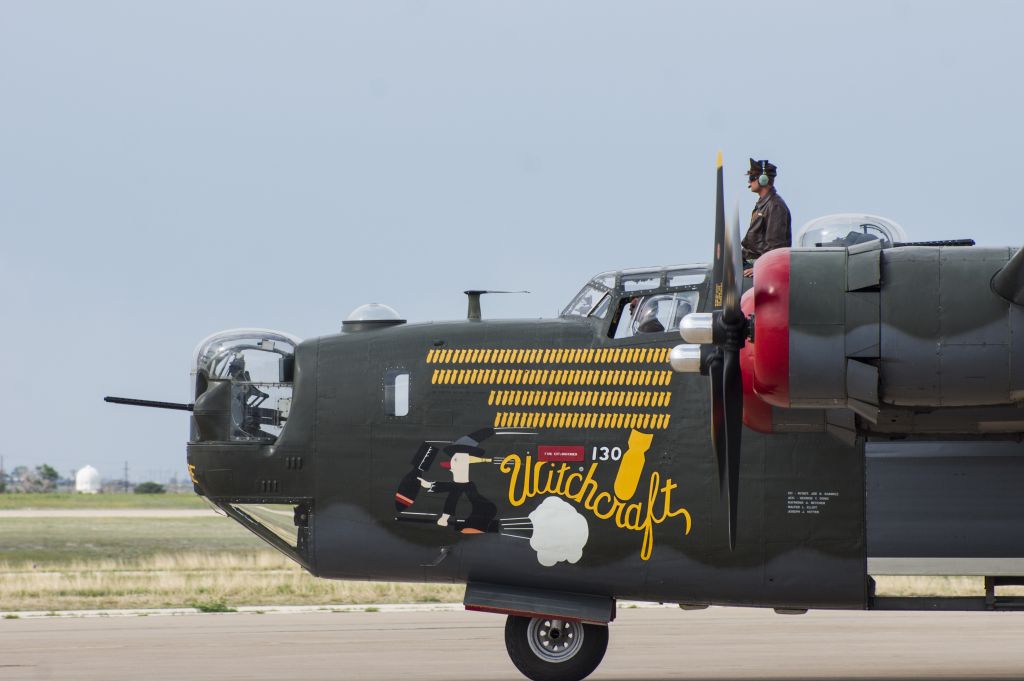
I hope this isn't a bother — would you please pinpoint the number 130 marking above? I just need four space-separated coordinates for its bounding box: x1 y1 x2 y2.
592 446 622 461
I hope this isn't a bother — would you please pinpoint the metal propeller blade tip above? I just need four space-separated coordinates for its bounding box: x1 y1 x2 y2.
711 152 726 310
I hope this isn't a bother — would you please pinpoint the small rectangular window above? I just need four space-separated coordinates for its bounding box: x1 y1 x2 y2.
622 273 660 292
385 370 410 417
667 270 707 288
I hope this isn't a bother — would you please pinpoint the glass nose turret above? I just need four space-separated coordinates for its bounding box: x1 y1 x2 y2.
190 328 301 443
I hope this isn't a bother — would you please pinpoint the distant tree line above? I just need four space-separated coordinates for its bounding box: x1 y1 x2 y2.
0 463 166 493
0 464 59 493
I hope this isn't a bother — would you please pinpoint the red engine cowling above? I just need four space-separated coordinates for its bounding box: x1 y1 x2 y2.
739 244 1024 437
740 248 792 432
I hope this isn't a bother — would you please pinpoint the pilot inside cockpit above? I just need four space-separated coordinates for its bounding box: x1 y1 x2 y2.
629 297 666 334
629 294 696 335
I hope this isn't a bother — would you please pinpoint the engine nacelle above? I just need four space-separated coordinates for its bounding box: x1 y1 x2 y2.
741 241 1024 437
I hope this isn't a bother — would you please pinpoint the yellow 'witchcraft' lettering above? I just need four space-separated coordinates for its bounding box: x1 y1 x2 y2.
499 453 692 561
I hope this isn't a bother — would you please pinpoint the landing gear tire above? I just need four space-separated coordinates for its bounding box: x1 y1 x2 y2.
504 615 608 681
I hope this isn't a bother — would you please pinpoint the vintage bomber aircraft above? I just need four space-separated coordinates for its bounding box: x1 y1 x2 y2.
108 157 1024 681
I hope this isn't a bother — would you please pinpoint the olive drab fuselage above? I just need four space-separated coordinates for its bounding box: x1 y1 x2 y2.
184 246 1024 614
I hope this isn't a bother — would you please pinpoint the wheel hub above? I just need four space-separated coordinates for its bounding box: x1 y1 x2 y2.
526 618 585 663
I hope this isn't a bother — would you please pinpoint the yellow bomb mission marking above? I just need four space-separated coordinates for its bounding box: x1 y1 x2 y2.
499 430 692 561
614 429 653 500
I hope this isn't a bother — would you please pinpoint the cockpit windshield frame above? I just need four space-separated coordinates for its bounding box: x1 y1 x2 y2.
560 264 709 318
560 264 711 341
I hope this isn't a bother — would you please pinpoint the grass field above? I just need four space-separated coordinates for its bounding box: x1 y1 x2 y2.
0 515 460 612
0 509 1018 612
0 551 464 612
0 492 207 510
0 517 265 564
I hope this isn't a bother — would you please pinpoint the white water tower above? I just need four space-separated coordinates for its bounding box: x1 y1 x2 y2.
75 465 101 494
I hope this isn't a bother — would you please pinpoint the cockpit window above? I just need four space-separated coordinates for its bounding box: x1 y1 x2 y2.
562 284 607 318
562 264 709 327
666 269 707 288
612 291 700 339
621 272 661 293
648 292 699 333
589 293 611 319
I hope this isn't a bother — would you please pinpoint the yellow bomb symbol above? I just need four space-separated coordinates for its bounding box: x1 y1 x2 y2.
613 429 654 501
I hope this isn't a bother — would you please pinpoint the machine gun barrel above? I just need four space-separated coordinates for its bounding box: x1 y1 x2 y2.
104 396 194 411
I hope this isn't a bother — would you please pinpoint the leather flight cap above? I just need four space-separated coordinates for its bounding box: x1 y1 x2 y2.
747 158 778 177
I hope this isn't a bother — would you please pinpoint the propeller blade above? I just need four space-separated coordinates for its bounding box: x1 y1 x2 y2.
708 153 727 494
711 152 725 309
708 349 726 494
699 154 748 550
722 203 743 323
722 346 744 551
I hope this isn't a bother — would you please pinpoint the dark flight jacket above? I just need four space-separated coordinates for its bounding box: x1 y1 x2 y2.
741 189 791 262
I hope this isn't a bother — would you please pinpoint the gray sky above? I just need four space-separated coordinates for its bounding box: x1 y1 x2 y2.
2 1 1022 481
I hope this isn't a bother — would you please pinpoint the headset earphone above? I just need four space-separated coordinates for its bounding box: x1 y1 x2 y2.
757 160 770 187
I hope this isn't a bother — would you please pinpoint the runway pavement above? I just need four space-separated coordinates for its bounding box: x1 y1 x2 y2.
3 606 1024 680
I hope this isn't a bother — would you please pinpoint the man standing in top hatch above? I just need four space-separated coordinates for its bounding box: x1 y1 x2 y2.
741 158 791 277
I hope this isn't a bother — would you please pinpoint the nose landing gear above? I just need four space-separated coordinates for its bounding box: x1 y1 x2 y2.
504 615 608 681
